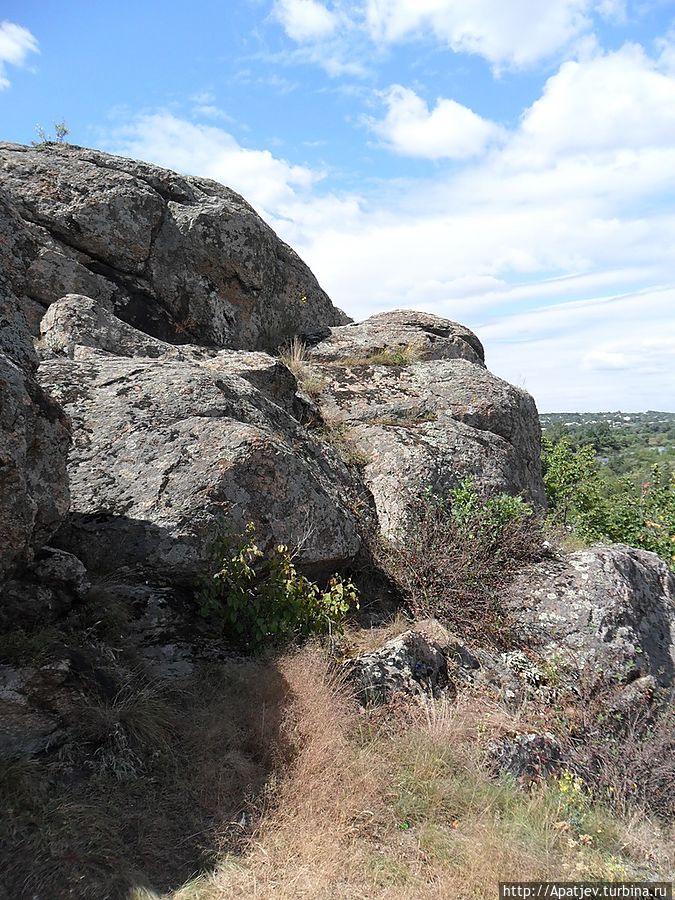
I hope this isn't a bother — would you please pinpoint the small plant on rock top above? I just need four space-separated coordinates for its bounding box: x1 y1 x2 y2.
32 120 70 149
198 522 359 648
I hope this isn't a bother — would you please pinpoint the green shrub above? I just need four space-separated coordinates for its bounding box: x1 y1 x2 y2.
377 479 544 646
543 437 675 567
198 523 359 648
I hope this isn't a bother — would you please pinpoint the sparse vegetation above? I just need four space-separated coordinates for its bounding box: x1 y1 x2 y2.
377 478 547 646
198 522 360 648
279 337 327 397
325 344 421 368
32 120 70 148
165 653 673 899
557 677 675 820
319 420 372 467
0 654 295 899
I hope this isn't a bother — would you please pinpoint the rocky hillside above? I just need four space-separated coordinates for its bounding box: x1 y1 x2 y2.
1 143 674 898
0 142 547 586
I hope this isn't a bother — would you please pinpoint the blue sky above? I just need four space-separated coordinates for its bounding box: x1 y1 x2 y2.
2 0 675 412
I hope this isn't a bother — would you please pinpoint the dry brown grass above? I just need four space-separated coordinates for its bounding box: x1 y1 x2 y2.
0 655 293 899
167 651 671 900
319 421 372 468
6 645 672 899
323 345 422 369
279 338 326 397
340 611 414 657
279 336 310 376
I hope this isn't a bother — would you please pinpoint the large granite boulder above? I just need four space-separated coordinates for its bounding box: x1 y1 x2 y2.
0 142 350 350
0 195 70 581
507 545 675 688
307 310 545 536
37 298 367 580
39 293 310 420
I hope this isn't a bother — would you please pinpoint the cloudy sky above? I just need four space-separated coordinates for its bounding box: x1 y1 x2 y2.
2 1 675 412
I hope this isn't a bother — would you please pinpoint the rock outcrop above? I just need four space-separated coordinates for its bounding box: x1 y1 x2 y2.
38 296 366 579
0 193 70 580
0 142 350 351
0 144 547 585
345 625 450 705
308 310 545 536
507 545 675 688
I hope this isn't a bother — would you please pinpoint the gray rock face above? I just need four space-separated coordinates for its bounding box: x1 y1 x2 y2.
0 191 71 581
508 545 675 687
0 192 44 371
0 661 71 756
40 293 311 421
488 732 564 781
37 316 366 577
345 628 450 704
308 310 545 536
0 360 70 580
0 548 89 633
309 309 485 365
0 142 350 350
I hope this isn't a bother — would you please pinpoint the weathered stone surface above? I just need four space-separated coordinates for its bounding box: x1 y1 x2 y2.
488 732 564 781
1 192 72 583
507 545 675 687
308 310 545 535
0 661 71 755
38 346 366 579
345 628 450 704
0 356 70 580
40 293 312 420
0 548 90 632
0 142 350 350
309 309 485 365
0 192 42 370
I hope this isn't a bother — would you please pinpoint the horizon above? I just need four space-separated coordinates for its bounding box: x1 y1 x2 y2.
2 1 675 413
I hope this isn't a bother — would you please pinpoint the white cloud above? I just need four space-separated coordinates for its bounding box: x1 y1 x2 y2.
369 85 503 159
482 288 675 411
595 0 627 21
105 113 320 215
511 44 675 164
0 20 38 89
363 0 593 69
102 39 675 410
274 0 339 42
656 28 675 75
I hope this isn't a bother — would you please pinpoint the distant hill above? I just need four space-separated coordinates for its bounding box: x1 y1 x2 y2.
540 411 675 430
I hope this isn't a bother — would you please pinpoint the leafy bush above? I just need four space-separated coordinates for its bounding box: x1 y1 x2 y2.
377 479 545 646
198 523 359 648
543 437 675 566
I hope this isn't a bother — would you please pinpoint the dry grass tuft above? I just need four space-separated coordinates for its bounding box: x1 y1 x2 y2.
279 338 326 397
279 336 310 376
319 421 372 468
324 345 422 369
341 611 413 657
